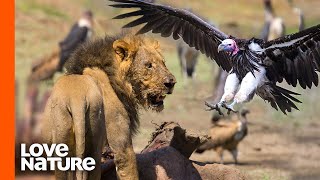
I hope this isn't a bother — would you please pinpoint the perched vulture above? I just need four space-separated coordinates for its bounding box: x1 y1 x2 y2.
260 0 286 41
195 109 249 164
58 10 93 71
109 0 320 114
177 40 199 79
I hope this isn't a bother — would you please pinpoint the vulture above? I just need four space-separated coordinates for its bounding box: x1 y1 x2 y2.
109 0 320 114
260 0 286 41
195 109 249 164
288 0 305 31
293 7 305 31
177 40 200 79
58 10 93 71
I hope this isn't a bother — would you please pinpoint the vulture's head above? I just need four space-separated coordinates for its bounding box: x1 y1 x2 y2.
218 39 239 55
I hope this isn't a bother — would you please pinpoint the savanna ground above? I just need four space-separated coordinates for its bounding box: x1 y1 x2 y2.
15 0 320 179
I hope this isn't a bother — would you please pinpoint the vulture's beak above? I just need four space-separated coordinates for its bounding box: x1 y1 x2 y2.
217 44 225 53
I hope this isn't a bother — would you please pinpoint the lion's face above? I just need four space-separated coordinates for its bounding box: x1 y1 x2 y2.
113 36 176 112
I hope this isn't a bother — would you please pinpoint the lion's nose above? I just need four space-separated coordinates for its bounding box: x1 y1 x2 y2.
164 76 176 90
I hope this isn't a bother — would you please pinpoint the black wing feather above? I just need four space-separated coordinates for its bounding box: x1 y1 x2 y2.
113 9 155 19
263 24 320 89
109 0 232 71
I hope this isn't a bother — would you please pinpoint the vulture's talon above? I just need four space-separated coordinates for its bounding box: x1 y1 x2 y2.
222 103 238 114
205 101 224 115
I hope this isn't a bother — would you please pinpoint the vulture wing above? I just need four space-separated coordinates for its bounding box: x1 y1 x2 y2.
109 0 232 71
263 24 320 89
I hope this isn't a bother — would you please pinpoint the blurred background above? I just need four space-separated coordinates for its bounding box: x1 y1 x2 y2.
15 0 320 179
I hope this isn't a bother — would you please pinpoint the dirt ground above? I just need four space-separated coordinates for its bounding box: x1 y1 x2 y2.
133 82 320 180
15 0 320 179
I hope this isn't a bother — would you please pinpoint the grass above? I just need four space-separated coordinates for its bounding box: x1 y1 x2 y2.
244 168 289 180
262 173 271 180
16 0 69 19
163 50 214 91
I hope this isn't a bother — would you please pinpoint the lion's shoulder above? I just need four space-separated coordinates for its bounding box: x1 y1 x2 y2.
51 73 103 101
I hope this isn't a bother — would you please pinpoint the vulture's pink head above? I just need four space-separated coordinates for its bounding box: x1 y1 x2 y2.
218 39 239 55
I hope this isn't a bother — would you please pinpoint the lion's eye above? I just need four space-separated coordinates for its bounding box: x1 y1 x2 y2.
146 63 152 69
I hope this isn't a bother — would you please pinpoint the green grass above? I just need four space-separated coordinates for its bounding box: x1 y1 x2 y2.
262 173 271 180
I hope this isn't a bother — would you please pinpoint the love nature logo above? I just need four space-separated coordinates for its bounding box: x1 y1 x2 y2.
20 143 96 171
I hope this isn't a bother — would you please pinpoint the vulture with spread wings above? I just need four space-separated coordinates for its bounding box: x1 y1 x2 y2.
109 0 320 114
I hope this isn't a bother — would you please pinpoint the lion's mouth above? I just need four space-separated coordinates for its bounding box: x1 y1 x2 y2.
149 94 166 108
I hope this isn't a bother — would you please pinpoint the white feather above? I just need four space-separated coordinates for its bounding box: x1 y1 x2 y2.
78 18 92 40
268 18 284 41
78 18 92 28
221 73 240 102
234 66 267 103
265 35 308 49
248 42 264 54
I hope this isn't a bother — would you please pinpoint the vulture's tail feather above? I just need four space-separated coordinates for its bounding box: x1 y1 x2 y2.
257 83 301 114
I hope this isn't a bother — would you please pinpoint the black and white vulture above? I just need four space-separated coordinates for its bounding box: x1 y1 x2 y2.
58 10 93 71
109 0 320 114
260 0 286 41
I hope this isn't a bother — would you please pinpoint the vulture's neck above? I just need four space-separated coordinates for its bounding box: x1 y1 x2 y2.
78 18 92 28
264 1 275 21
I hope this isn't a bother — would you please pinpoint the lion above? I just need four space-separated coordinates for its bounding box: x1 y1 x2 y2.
41 34 176 180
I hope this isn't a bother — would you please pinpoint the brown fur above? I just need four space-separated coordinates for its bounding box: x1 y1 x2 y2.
28 49 59 82
196 110 249 164
41 34 176 180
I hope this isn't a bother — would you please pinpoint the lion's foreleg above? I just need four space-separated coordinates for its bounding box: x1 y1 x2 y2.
106 114 139 180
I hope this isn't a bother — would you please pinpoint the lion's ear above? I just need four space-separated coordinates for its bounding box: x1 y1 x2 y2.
113 40 130 61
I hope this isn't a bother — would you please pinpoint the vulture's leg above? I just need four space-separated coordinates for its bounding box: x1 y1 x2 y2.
231 67 266 107
216 147 224 164
220 153 224 164
230 149 238 164
206 73 240 115
180 48 188 79
221 73 240 102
